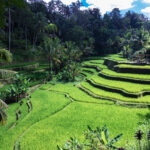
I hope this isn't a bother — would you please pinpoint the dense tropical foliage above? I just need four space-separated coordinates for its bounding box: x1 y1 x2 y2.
1 0 150 62
1 0 150 150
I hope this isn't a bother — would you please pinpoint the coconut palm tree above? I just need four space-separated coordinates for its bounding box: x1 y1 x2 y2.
0 49 12 125
43 37 61 77
0 99 8 125
0 49 12 63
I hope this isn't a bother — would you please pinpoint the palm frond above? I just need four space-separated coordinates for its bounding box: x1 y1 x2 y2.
0 108 7 125
0 99 8 125
0 99 8 109
0 49 12 63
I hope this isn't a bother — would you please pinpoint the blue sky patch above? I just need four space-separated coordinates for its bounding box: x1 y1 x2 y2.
81 0 150 18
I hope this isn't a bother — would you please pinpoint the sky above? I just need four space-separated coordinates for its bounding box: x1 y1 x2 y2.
43 0 150 18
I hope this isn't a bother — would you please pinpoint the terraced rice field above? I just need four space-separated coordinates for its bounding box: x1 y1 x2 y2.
100 69 150 81
1 55 150 150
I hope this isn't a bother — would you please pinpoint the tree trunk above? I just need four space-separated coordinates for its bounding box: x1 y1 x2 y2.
48 56 51 75
25 27 28 50
48 56 53 80
8 8 11 52
50 59 53 75
32 32 37 51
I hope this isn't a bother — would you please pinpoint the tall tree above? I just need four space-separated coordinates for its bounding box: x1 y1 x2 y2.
110 8 122 29
0 49 12 125
0 0 24 27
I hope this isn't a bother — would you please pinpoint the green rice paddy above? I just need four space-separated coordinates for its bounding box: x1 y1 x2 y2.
1 54 150 150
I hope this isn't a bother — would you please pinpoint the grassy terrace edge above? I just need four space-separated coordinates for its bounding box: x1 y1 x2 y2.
79 81 150 105
78 83 150 108
87 78 150 98
100 70 150 83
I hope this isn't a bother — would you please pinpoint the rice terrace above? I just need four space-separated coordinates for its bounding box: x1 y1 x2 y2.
1 0 150 150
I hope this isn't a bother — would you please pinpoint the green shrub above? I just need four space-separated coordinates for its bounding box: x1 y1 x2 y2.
25 71 49 82
0 74 30 103
58 125 123 150
126 120 150 150
0 49 12 63
57 62 81 81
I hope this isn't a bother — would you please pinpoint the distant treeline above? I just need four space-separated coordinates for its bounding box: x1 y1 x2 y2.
0 0 150 60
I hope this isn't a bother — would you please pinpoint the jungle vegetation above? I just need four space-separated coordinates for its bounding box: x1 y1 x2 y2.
1 1 150 150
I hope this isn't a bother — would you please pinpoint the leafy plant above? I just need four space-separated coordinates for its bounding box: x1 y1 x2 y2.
1 74 30 103
0 49 12 63
126 120 150 150
84 125 123 150
57 62 81 81
43 37 61 78
57 137 84 150
58 125 123 150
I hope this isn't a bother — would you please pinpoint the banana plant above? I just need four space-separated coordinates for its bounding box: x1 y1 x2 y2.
4 74 30 103
0 49 12 63
57 137 84 150
0 99 8 125
58 125 123 150
84 125 123 149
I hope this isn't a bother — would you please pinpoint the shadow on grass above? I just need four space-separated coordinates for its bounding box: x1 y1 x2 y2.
137 106 150 122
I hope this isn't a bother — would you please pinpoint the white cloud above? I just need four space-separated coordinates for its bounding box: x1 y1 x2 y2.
143 0 150 4
80 6 88 11
86 0 136 14
43 0 50 3
59 0 79 5
141 7 150 18
80 5 97 11
43 0 135 14
43 0 80 5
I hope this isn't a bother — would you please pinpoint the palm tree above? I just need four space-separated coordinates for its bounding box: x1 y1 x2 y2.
0 49 12 63
49 23 58 38
43 37 61 77
65 41 82 62
0 99 8 125
0 49 12 125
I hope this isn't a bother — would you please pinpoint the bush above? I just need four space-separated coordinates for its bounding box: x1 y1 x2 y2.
0 49 12 63
57 62 81 81
25 71 49 82
126 120 150 150
0 74 30 104
58 125 123 150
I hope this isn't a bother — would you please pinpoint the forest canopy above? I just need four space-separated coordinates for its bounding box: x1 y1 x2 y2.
0 0 150 61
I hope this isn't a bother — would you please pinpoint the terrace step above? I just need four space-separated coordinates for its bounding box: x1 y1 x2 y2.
82 64 102 72
80 71 93 78
81 67 98 74
91 74 150 95
79 81 150 104
87 60 104 64
78 83 150 108
82 61 107 70
114 64 150 74
100 70 150 84
87 78 150 98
